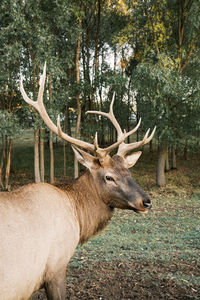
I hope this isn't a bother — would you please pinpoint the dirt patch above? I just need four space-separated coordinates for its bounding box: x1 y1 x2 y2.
32 261 199 300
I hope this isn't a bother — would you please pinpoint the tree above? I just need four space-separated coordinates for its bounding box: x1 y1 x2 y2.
114 0 200 186
0 111 20 190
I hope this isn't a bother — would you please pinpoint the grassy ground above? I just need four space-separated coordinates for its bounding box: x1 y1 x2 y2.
66 161 200 299
66 192 199 299
5 136 200 299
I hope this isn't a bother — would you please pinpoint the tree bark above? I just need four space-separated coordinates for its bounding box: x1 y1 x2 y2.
94 0 101 74
183 139 188 160
171 147 177 169
5 139 13 190
63 140 66 178
0 138 6 188
74 25 82 178
156 145 167 187
114 47 117 72
48 72 54 183
165 147 170 172
63 108 67 178
49 131 54 183
34 129 41 183
40 127 45 182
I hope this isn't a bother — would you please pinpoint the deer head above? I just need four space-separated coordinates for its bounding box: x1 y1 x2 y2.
20 63 156 213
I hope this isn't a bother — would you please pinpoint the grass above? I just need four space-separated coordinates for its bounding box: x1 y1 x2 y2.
70 192 200 270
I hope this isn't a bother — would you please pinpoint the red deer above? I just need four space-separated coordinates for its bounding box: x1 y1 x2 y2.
0 63 156 300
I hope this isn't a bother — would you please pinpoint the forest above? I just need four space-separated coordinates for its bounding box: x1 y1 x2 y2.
0 1 200 299
0 0 199 189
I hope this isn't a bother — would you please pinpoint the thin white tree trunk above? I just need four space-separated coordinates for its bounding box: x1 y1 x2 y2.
0 138 6 188
34 129 41 183
5 139 13 190
74 24 82 179
48 72 55 183
49 131 54 183
40 127 45 182
156 145 167 187
165 147 170 172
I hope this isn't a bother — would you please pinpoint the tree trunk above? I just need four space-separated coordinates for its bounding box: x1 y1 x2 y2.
90 0 101 115
165 147 170 172
34 129 41 183
99 90 105 145
94 0 101 74
183 140 188 160
0 138 6 188
74 23 82 179
127 78 131 143
5 139 13 191
49 131 54 183
48 72 54 183
30 58 41 183
63 108 67 178
156 145 167 187
114 47 117 72
40 127 45 182
86 27 91 110
171 147 177 169
63 140 66 178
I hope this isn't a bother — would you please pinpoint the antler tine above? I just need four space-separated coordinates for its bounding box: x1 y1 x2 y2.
87 95 143 144
124 118 141 139
37 62 46 107
117 126 156 156
20 63 95 153
86 92 123 140
94 136 127 158
20 78 38 111
93 131 127 158
94 132 99 151
86 94 154 157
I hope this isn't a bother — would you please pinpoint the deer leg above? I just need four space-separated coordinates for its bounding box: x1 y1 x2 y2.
44 268 66 300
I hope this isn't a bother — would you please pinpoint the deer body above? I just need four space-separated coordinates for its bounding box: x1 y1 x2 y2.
0 183 79 299
0 64 156 299
0 157 150 300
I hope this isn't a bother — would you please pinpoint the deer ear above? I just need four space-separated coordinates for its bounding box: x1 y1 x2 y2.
123 151 142 169
71 145 98 170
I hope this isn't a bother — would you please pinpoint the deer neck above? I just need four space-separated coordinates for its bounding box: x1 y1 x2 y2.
61 171 114 245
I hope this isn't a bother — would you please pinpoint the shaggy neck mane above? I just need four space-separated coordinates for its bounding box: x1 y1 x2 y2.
56 171 114 244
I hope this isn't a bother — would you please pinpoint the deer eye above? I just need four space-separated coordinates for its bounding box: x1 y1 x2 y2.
105 175 115 182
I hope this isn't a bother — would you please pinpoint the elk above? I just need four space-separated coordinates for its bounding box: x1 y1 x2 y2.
0 63 155 300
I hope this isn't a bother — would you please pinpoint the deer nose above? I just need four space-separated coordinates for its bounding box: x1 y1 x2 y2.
143 198 152 209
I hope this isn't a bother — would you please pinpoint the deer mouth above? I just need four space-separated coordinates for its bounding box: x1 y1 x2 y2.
136 208 150 214
127 200 151 214
130 207 150 214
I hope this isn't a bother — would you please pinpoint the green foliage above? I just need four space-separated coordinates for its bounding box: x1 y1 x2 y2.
0 0 200 186
132 57 200 145
0 111 21 138
117 0 200 149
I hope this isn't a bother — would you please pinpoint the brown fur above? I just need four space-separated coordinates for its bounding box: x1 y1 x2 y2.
0 154 151 300
55 171 113 244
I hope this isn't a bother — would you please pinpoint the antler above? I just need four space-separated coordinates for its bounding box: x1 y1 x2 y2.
86 93 156 157
20 63 126 158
